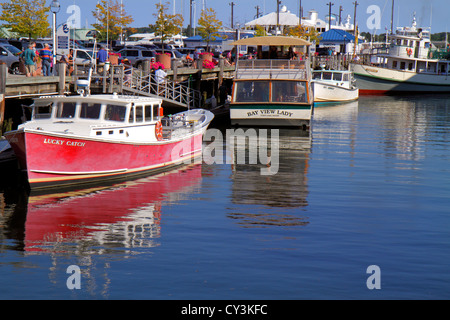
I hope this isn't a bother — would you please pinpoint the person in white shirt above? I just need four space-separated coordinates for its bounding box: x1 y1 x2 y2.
155 66 167 84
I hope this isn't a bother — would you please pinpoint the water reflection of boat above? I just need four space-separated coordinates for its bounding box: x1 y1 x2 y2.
228 129 311 227
312 100 359 121
23 164 202 253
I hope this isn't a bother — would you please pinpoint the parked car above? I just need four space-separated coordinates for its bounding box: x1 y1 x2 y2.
0 43 21 74
73 49 95 66
117 47 156 69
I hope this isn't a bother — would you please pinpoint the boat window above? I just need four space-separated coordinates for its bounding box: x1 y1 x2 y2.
343 74 349 81
312 72 322 80
400 62 406 70
234 81 270 103
135 105 143 122
153 105 160 121
34 104 52 119
105 104 126 122
129 106 135 122
145 105 152 122
393 60 398 69
272 81 307 103
332 73 343 81
80 103 101 119
323 72 332 80
56 102 77 119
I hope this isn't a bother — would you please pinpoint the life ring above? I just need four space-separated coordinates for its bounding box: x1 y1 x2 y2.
407 48 412 56
155 121 163 141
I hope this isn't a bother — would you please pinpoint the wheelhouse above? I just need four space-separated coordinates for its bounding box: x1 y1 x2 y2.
28 95 163 141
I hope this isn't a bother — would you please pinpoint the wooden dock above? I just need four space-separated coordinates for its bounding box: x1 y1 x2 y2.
1 61 236 134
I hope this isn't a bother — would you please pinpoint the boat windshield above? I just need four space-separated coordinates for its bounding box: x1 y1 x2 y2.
80 103 102 119
105 104 126 122
234 80 307 103
272 81 307 103
235 81 270 103
56 102 77 119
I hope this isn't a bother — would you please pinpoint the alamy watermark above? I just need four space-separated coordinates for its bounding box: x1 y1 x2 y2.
66 265 81 290
170 128 280 176
366 265 381 290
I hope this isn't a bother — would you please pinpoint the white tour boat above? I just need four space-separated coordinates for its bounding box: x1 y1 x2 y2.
229 36 314 129
4 93 213 190
351 15 450 94
312 69 359 103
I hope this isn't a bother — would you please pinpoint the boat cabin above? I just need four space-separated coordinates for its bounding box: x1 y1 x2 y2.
230 36 314 106
28 94 164 142
312 70 355 89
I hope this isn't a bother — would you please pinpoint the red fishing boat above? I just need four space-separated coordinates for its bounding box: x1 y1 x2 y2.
4 93 213 190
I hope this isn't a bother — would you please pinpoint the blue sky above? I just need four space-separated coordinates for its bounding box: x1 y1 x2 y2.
1 0 449 34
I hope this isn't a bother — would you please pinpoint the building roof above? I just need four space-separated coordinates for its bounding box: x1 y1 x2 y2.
245 11 301 27
320 29 355 42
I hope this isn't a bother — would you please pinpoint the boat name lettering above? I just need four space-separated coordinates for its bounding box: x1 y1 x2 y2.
247 110 293 117
366 68 379 73
43 139 86 147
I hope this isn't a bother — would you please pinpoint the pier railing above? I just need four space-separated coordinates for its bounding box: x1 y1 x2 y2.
122 67 202 108
73 64 202 109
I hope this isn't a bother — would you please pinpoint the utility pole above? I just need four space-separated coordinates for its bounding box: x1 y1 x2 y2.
390 0 395 34
255 5 261 19
230 2 235 29
299 0 302 26
327 2 334 30
276 0 281 35
189 0 193 37
339 5 343 25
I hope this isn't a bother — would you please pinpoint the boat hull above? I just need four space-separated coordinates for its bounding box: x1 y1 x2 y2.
5 130 204 190
312 82 359 102
351 63 450 94
230 104 313 128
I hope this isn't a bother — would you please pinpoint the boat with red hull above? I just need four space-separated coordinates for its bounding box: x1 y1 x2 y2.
4 94 213 190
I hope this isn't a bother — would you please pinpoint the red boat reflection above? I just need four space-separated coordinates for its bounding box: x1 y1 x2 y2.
24 164 203 252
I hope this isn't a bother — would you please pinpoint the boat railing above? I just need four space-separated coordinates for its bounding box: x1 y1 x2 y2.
161 113 202 139
235 59 310 80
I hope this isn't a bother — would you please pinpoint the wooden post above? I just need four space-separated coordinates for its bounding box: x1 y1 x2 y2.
58 63 66 95
172 61 178 82
219 57 224 85
109 65 114 93
119 65 124 93
0 62 6 133
102 65 107 93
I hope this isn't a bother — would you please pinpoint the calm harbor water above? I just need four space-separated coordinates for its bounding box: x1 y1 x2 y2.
0 94 449 300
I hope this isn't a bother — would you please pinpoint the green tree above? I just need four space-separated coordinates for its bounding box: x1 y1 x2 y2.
254 25 267 37
150 1 183 52
285 25 322 44
0 0 50 39
197 8 223 51
92 0 134 43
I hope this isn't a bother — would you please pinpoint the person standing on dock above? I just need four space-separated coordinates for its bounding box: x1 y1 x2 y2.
20 44 36 77
97 46 108 74
39 44 52 76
